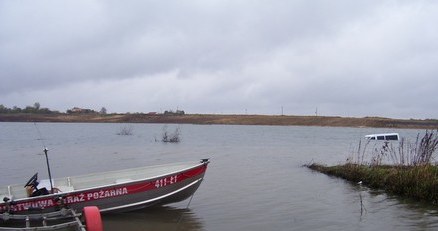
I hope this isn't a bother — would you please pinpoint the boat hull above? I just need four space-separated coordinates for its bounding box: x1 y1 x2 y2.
0 160 209 215
73 172 205 213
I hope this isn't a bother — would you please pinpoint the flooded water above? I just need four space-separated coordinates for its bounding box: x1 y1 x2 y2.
1 122 438 230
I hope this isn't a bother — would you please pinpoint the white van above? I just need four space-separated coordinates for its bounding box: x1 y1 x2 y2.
365 133 399 141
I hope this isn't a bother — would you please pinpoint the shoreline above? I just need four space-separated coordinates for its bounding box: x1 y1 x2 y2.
1 113 437 129
307 163 438 205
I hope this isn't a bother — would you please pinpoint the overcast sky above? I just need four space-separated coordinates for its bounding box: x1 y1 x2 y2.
1 1 437 119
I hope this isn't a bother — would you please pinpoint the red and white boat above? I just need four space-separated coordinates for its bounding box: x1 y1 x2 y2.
0 159 210 215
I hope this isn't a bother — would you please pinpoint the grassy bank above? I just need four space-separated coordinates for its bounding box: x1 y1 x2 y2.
1 113 438 129
307 163 438 204
307 130 438 204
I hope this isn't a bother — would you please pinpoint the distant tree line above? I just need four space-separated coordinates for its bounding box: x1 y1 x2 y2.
1 103 185 116
66 107 107 114
0 102 60 114
0 103 111 115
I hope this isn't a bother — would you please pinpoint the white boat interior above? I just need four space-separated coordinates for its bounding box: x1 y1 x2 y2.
0 161 201 201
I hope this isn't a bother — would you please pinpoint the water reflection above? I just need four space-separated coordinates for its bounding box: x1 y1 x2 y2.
103 206 203 231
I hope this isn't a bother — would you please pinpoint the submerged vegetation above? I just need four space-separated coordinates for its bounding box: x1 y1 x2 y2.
307 130 438 204
116 126 134 136
159 126 181 143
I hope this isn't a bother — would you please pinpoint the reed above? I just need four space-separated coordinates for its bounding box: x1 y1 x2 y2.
347 130 438 166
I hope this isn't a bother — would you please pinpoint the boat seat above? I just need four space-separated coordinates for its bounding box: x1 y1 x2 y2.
37 179 74 193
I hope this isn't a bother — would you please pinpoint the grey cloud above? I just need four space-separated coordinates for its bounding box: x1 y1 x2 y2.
1 0 437 118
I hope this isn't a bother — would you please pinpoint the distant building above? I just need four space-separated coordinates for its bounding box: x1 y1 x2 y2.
163 110 185 115
71 107 83 113
67 107 97 114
